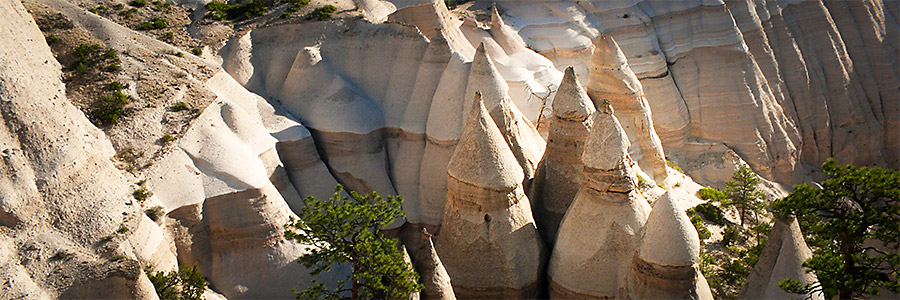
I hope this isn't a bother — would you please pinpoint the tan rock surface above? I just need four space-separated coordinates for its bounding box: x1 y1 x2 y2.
533 67 595 244
548 107 651 299
586 34 668 183
628 192 713 300
414 228 456 300
436 96 544 299
739 217 823 300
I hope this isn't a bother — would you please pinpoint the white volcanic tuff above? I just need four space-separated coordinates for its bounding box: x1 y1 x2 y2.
143 70 347 298
0 0 157 297
496 0 899 182
587 34 668 183
548 109 651 299
458 11 564 123
466 44 546 184
739 217 823 300
533 67 595 244
419 53 471 226
437 97 544 298
388 0 475 60
628 192 713 300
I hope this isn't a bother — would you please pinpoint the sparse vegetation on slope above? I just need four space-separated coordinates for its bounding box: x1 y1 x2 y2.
205 0 268 21
306 5 337 21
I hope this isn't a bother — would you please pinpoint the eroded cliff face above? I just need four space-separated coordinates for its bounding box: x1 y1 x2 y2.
3 0 897 298
490 0 899 184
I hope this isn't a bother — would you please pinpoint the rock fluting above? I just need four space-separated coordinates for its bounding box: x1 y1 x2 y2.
586 34 668 183
628 192 713 300
533 66 596 244
414 228 456 300
548 103 651 298
435 95 544 299
739 217 823 300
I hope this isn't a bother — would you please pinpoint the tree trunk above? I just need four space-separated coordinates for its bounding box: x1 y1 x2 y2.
839 233 853 299
352 260 359 299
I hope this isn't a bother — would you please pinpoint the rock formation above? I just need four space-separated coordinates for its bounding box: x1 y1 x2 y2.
414 228 456 300
435 95 544 299
0 0 158 297
533 66 596 244
466 43 546 189
739 217 823 300
494 0 899 183
586 34 668 183
628 192 713 300
548 103 652 298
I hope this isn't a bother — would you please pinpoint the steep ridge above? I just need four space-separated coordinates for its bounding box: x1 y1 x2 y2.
494 0 899 184
0 0 156 297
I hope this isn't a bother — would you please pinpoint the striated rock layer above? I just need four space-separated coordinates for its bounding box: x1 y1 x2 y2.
435 96 545 299
628 192 713 300
548 104 651 299
533 67 595 244
586 34 668 183
495 0 899 183
739 217 823 300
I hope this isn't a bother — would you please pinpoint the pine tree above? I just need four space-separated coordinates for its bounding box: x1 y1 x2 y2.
773 159 900 299
284 185 422 300
723 165 766 227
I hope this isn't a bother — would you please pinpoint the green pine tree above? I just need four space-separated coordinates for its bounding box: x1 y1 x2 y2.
772 159 900 299
284 185 422 299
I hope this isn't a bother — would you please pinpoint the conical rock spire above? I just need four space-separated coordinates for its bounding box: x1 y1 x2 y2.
587 34 668 182
436 95 544 299
447 93 523 191
547 109 651 298
414 228 456 300
533 67 595 244
553 67 595 120
738 217 823 300
627 192 713 300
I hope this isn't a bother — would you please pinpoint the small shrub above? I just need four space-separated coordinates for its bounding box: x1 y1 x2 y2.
160 134 175 143
694 202 729 226
191 47 202 56
107 81 127 91
280 11 291 18
686 208 711 242
136 17 168 30
145 206 165 221
133 186 152 202
45 34 60 44
146 265 208 300
114 3 125 10
169 102 189 112
307 5 337 21
164 31 175 40
123 8 138 19
206 0 268 21
110 255 127 261
94 91 130 125
666 159 684 174
129 0 147 8
721 227 741 247
698 187 726 202
153 0 173 12
117 226 129 234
